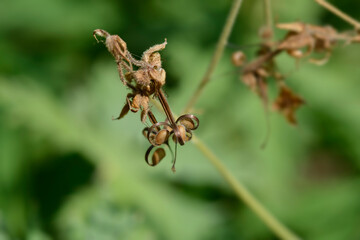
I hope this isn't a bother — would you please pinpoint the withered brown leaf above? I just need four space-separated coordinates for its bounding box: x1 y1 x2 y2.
273 85 305 124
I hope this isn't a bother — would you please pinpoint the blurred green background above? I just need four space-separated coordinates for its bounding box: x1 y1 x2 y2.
1 0 360 239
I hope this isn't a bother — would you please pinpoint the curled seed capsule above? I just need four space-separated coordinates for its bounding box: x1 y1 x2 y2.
176 114 199 130
142 128 149 138
231 51 246 67
179 118 194 129
147 121 173 146
145 146 167 167
173 125 186 143
152 148 166 166
155 129 170 145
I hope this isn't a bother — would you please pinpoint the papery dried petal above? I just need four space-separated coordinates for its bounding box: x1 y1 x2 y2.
273 85 305 124
113 102 130 120
142 39 167 63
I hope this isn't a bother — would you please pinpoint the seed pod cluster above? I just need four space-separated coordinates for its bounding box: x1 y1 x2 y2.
143 113 199 172
94 30 200 171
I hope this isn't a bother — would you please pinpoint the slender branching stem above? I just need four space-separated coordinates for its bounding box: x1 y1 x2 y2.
264 0 274 34
183 0 244 113
315 0 360 30
147 110 158 125
191 136 300 240
151 1 298 237
243 49 282 74
157 89 177 125
151 98 299 239
156 88 185 145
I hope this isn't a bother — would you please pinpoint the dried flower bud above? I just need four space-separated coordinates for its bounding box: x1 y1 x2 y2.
231 51 246 67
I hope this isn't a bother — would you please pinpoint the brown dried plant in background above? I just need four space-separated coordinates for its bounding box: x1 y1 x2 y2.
231 7 359 126
93 29 199 172
276 22 352 65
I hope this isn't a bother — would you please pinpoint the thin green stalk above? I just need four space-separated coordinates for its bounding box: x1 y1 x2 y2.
192 136 300 240
183 0 243 113
151 98 300 239
264 0 273 35
315 0 360 30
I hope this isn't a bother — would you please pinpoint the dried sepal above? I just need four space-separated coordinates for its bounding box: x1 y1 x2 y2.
113 101 130 120
273 85 305 125
142 39 167 64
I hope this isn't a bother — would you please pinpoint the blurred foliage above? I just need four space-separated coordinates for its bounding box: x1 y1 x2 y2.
1 0 360 239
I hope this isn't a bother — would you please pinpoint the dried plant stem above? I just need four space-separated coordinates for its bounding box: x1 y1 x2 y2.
183 0 243 113
191 136 300 240
150 98 299 239
315 0 360 30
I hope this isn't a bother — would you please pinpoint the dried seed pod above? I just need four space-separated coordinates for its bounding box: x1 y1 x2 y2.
145 146 166 167
142 128 149 138
152 148 166 165
155 129 170 145
147 122 172 146
176 114 199 130
172 125 192 143
231 51 246 67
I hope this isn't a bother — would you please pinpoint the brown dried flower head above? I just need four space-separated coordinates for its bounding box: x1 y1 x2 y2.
94 29 199 172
